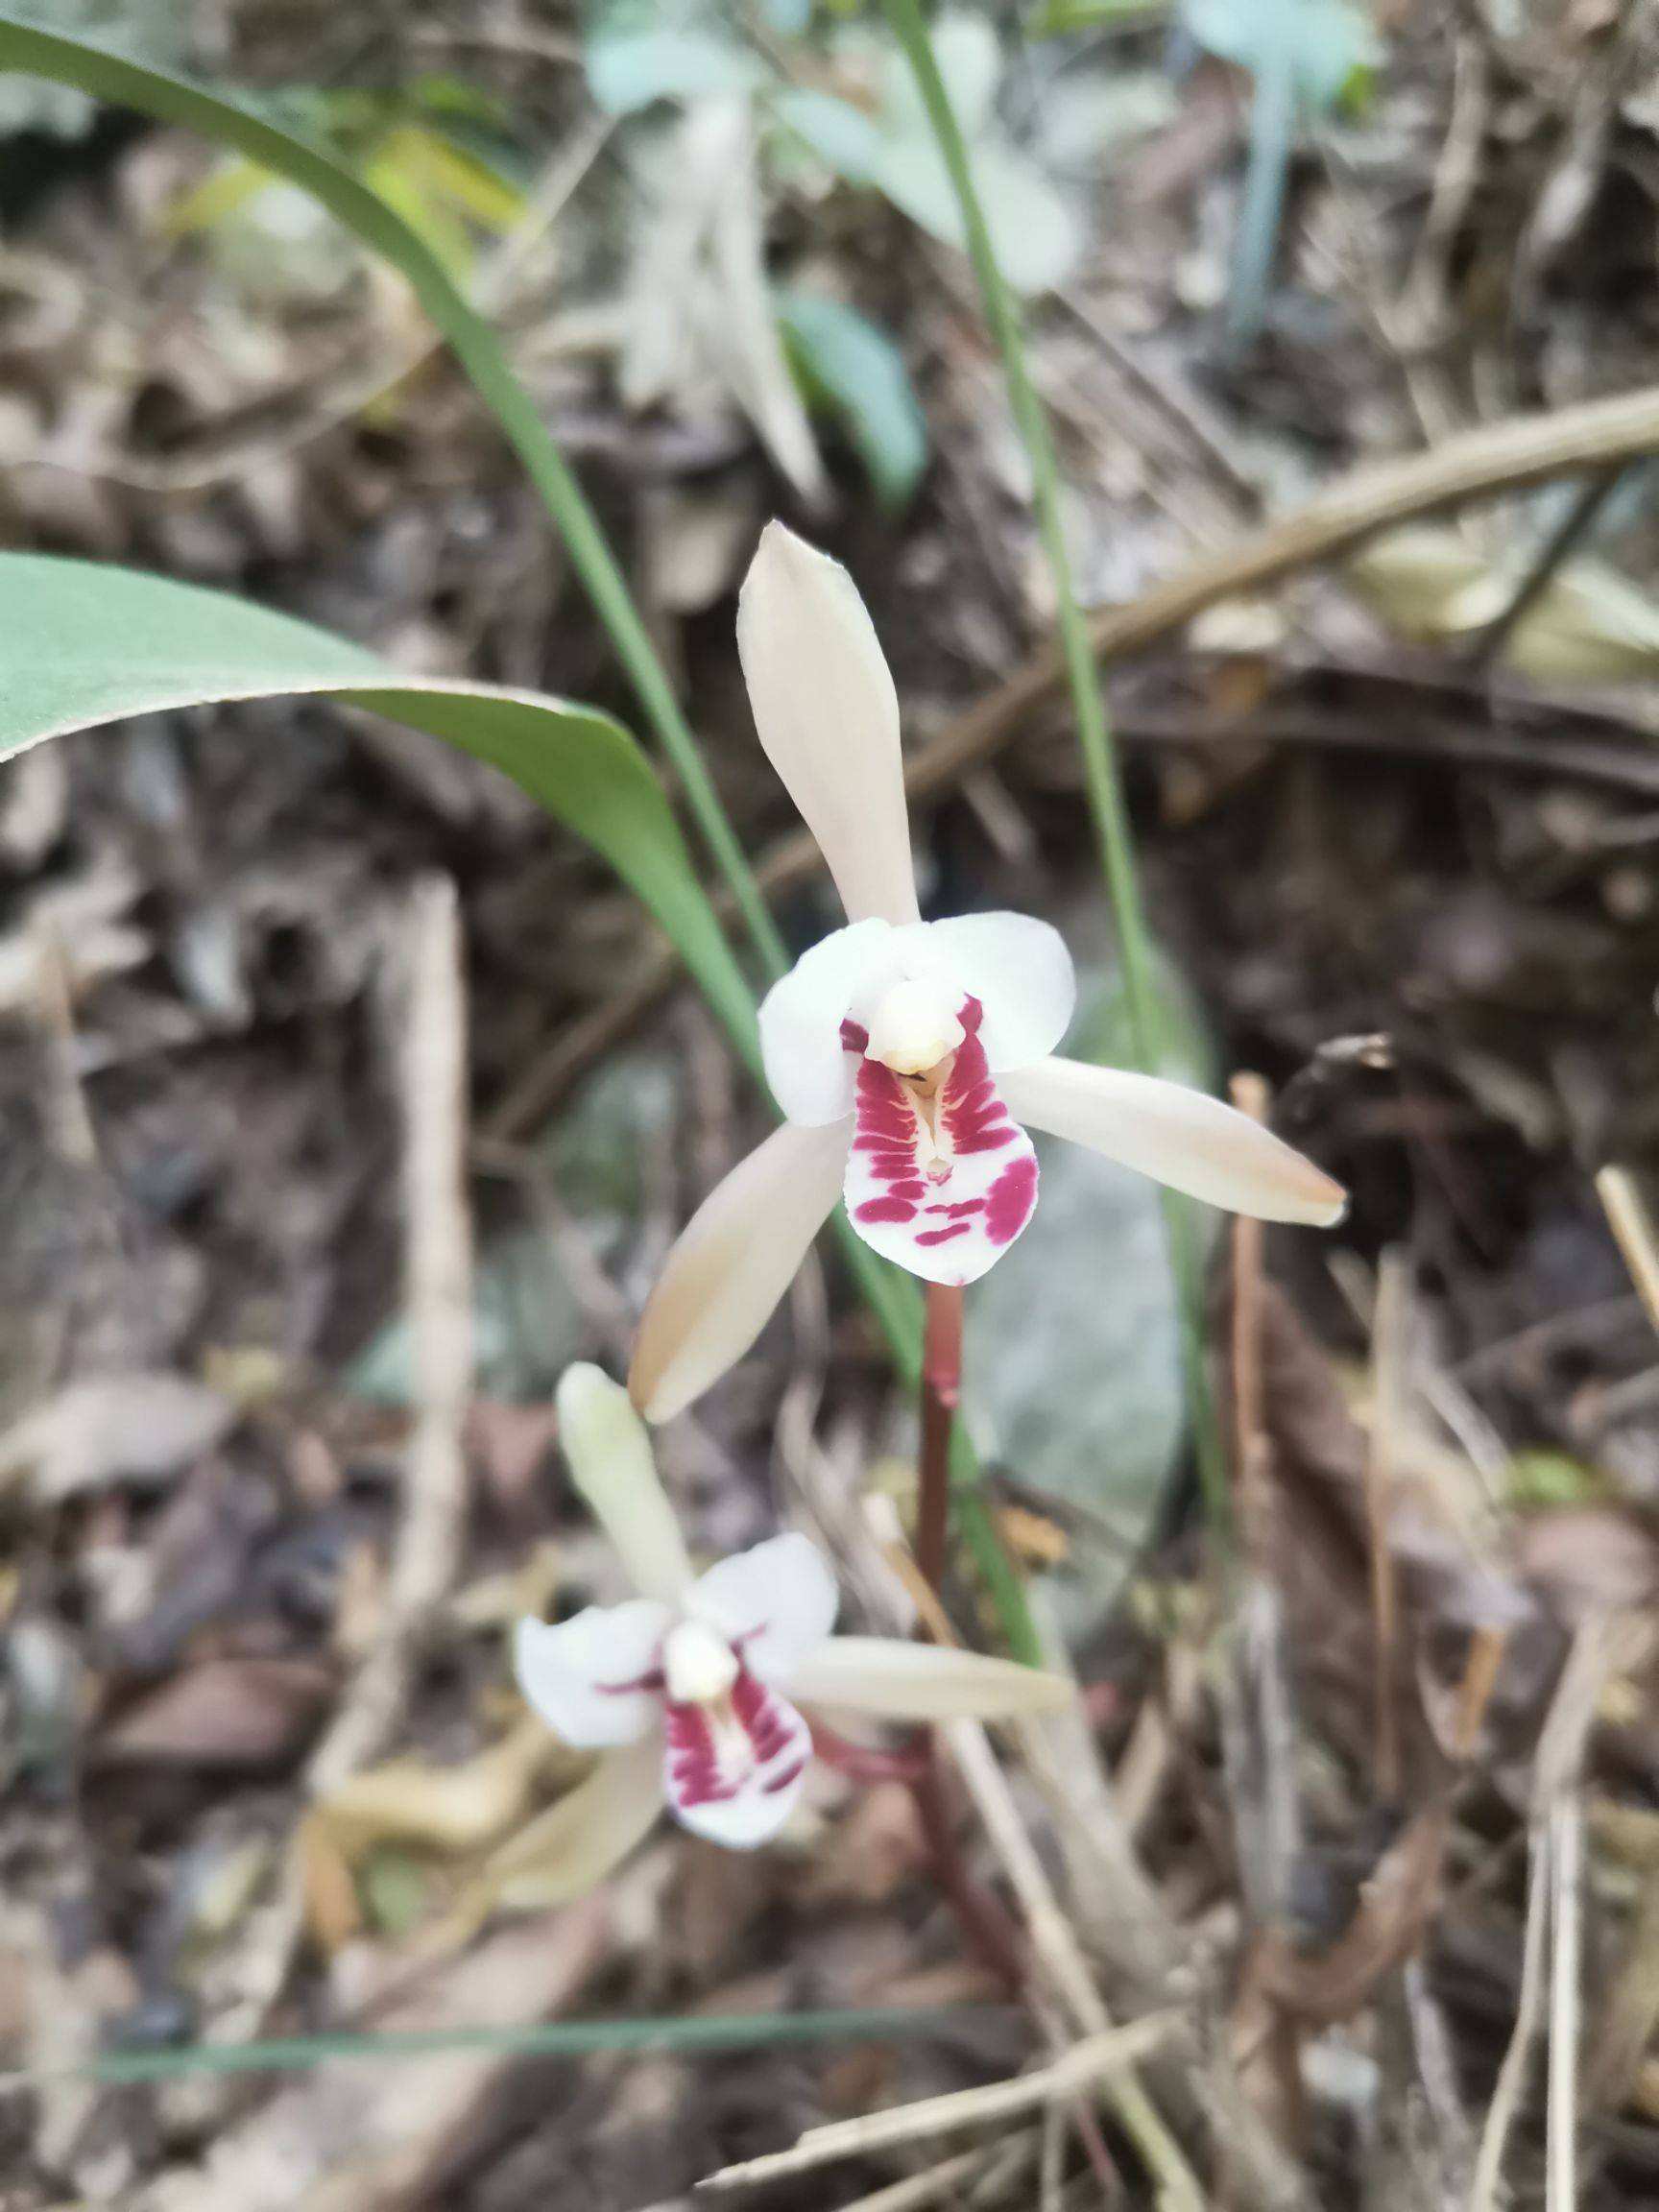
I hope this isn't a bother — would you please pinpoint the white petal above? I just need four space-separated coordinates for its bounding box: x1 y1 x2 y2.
629 1120 853 1423
789 1637 1071 1720
514 1599 670 1747
687 1532 839 1687
999 1056 1347 1226
737 522 920 927
844 1012 1039 1286
895 913 1076 1071
662 1668 812 1849
482 1737 662 1910
758 918 895 1125
555 1364 693 1601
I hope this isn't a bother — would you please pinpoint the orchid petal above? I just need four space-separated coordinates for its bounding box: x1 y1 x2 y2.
736 522 920 927
482 1737 663 1911
789 1638 1071 1720
661 1667 812 1848
555 1364 692 1601
687 1532 839 1686
758 918 896 1125
514 1599 670 1747
895 913 1075 1071
845 1011 1039 1286
999 1056 1347 1225
630 1119 853 1423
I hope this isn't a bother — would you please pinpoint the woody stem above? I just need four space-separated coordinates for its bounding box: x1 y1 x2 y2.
911 1281 1024 1990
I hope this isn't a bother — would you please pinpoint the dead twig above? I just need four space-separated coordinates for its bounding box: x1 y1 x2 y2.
1464 466 1626 672
1596 1167 1659 1339
309 876 473 1791
1367 1249 1407 1803
699 2025 1169 2190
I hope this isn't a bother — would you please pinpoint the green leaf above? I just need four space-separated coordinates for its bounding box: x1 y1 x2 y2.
778 287 928 510
774 85 885 184
967 955 1215 1640
586 27 761 112
0 10 785 980
0 556 757 1055
10 2005 1010 2086
0 0 180 137
1182 0 1380 114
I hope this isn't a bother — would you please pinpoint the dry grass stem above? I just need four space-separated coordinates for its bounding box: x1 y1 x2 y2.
699 2025 1168 2189
1596 1166 1659 1338
1366 1249 1407 1801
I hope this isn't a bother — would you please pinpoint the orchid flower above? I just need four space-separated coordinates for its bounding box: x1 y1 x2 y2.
629 522 1346 1423
514 1364 1069 1855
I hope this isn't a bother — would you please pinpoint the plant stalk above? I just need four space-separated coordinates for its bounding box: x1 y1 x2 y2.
917 1281 964 1588
909 1281 1025 1989
878 0 1233 1558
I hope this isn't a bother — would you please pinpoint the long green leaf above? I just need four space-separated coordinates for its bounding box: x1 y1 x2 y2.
0 19 1040 1660
2 2005 1013 2088
0 554 757 1056
0 12 783 973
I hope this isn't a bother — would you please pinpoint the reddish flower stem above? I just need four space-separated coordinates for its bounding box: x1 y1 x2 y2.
810 1719 930 1786
916 1282 963 1588
910 1279 1025 1992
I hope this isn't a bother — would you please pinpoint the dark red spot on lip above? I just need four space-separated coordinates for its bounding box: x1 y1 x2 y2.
926 1198 984 1218
941 1025 1018 1155
916 1222 971 1247
856 1196 918 1225
840 1019 869 1051
985 1154 1039 1246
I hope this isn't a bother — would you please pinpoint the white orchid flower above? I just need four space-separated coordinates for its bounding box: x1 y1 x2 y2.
514 1365 1068 1855
629 521 1346 1423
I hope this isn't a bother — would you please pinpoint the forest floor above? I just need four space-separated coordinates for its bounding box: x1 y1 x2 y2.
8 4 1659 2207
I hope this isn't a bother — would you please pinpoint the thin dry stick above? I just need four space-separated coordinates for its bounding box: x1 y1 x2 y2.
1464 466 1625 670
1367 1249 1407 1802
1549 1792 1585 2212
310 876 474 1790
221 879 476 2029
944 1719 1205 2212
1229 1072 1272 1562
1471 1621 1613 2211
830 2142 1018 2212
700 2023 1171 2189
1595 1166 1659 1336
1469 1841 1551 2212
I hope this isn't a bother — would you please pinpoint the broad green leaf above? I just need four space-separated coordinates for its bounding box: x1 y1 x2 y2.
587 28 761 111
774 85 885 184
0 556 757 1055
1183 0 1380 114
1182 0 1380 344
778 287 928 510
783 18 1082 297
967 954 1215 1639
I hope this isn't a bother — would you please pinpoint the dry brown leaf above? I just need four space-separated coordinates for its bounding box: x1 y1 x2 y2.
315 1717 569 1858
0 1374 235 1503
97 1657 334 1769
